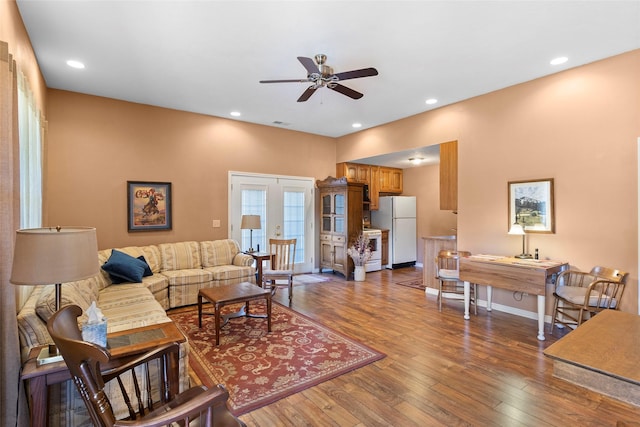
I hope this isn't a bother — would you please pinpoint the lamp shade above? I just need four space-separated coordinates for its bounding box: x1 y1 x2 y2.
10 226 99 286
508 223 525 235
240 215 261 230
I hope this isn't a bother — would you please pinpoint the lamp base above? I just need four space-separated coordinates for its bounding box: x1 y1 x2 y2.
247 248 256 253
36 344 63 366
515 253 533 259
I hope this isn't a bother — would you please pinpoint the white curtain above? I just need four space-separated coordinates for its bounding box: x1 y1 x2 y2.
17 71 42 229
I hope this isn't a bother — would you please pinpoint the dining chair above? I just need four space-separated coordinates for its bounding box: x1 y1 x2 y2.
435 250 476 314
551 265 629 331
262 238 297 306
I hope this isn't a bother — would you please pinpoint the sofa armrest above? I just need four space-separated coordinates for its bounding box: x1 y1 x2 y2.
233 252 255 267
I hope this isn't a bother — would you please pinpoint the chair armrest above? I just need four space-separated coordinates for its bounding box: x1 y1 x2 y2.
101 342 180 381
114 384 246 427
555 270 597 289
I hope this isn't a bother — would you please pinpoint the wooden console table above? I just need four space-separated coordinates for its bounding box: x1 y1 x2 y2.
459 255 567 340
21 321 185 427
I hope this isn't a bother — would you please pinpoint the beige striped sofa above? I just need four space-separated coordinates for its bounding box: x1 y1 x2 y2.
16 238 255 426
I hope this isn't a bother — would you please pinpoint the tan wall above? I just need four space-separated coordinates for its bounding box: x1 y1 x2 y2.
402 164 458 265
337 50 640 315
45 90 337 249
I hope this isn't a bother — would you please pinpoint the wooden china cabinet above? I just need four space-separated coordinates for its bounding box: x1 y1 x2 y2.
316 176 364 279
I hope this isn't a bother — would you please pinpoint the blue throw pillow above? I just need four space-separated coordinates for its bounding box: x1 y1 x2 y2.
137 255 153 277
101 249 147 284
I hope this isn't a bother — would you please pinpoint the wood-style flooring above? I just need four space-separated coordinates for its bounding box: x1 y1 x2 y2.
233 267 640 426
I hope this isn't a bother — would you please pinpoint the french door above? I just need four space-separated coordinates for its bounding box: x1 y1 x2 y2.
229 172 315 273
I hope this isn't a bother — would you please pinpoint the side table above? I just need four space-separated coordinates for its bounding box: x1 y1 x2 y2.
246 251 272 285
21 321 185 427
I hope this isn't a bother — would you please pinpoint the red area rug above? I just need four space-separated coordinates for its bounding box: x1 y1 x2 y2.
168 303 385 416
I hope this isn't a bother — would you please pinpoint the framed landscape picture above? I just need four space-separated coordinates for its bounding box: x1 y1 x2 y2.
127 181 172 231
508 178 554 233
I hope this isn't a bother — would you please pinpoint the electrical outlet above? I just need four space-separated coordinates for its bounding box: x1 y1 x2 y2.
212 219 221 228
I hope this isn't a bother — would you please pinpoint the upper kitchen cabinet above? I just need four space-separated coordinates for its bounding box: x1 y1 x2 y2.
439 140 458 211
379 166 403 194
336 162 370 184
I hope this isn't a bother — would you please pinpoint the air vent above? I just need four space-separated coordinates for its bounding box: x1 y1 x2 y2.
272 121 291 126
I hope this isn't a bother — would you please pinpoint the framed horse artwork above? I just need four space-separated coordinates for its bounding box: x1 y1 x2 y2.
127 181 172 231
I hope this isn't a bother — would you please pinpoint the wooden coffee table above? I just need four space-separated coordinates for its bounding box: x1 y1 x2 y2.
198 282 272 345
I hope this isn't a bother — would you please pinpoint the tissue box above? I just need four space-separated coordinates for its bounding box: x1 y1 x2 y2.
82 318 107 347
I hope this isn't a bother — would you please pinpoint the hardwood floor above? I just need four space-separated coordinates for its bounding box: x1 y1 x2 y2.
235 267 640 426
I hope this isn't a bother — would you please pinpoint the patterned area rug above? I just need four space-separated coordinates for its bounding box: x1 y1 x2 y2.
169 303 385 415
394 278 425 290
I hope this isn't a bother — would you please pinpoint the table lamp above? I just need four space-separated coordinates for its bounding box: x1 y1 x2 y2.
240 215 261 253
508 222 532 259
10 226 99 365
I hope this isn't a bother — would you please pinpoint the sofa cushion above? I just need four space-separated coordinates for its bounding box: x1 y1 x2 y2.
97 283 171 332
200 239 242 267
161 269 213 286
159 241 202 271
98 245 163 275
35 277 101 323
101 249 149 283
205 265 256 281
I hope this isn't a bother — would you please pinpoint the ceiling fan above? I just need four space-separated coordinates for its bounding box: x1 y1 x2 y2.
259 54 378 102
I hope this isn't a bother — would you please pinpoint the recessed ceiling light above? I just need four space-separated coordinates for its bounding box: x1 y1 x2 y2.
409 157 424 165
66 60 85 69
550 56 568 66
352 123 362 128
425 98 438 105
230 111 241 117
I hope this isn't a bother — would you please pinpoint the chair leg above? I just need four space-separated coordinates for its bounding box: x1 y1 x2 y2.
551 297 560 332
437 280 442 312
473 283 478 315
288 278 293 306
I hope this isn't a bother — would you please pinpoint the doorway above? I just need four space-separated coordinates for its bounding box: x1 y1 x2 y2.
229 171 315 273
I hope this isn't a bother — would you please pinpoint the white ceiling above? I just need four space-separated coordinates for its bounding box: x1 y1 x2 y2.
16 1 640 167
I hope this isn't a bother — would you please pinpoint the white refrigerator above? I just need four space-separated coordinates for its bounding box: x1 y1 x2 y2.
371 196 417 269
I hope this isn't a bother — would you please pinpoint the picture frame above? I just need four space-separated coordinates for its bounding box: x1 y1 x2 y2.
508 178 554 234
127 181 172 232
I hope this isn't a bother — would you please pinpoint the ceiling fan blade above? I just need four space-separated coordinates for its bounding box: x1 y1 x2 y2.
330 84 363 100
297 57 319 75
297 86 317 102
259 78 310 83
333 67 379 81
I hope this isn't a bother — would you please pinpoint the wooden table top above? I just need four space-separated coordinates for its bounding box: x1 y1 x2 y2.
22 320 185 378
544 310 640 385
198 281 271 304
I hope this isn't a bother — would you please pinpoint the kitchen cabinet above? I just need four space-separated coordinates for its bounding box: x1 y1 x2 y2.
379 166 403 194
440 140 458 211
369 165 380 210
317 177 364 279
422 236 457 290
381 229 389 267
336 162 370 184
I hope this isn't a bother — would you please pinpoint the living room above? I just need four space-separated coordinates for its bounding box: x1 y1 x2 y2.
2 1 640 425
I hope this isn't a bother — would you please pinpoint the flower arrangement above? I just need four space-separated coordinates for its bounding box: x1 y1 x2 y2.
347 233 372 266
